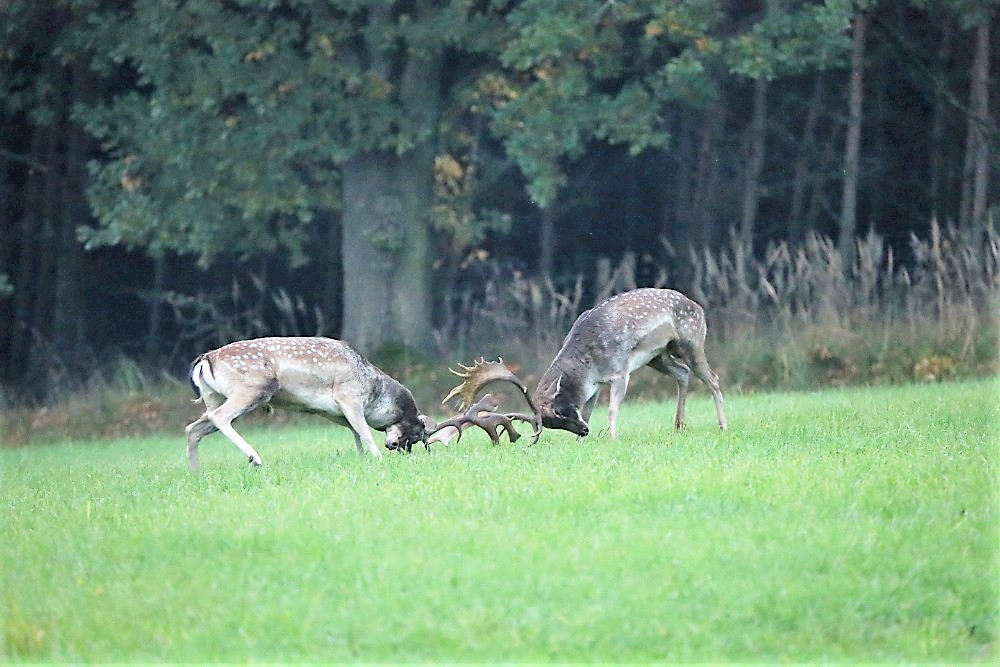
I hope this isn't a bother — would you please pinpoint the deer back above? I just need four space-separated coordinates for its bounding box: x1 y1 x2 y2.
197 337 370 394
194 337 422 429
544 288 706 384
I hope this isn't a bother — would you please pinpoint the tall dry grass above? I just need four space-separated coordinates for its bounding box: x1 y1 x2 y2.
439 222 999 392
690 222 998 389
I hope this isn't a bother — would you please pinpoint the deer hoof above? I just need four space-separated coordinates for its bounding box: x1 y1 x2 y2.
248 456 262 467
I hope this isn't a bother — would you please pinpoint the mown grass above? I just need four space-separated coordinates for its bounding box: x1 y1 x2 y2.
1 380 997 662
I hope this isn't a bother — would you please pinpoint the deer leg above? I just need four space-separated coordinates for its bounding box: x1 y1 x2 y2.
580 391 600 423
319 414 363 454
203 390 276 467
689 354 727 431
185 415 214 472
185 391 225 471
340 403 382 458
205 396 270 466
649 354 691 430
351 431 366 455
607 375 630 439
567 392 600 440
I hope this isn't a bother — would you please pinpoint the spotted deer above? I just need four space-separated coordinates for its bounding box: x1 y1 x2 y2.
431 288 727 443
185 337 432 470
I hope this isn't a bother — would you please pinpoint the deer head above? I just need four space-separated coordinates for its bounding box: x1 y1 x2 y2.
531 372 591 437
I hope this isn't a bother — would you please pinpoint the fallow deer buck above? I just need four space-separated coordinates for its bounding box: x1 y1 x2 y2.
430 288 727 444
185 337 432 470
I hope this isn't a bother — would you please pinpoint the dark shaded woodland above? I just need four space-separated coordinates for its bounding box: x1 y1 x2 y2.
0 1 996 403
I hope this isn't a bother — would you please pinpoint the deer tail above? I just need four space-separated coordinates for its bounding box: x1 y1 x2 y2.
188 354 210 400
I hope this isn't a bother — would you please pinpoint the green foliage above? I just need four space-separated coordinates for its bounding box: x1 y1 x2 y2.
71 0 527 267
0 0 67 119
909 0 999 29
725 0 854 79
4 0 859 260
76 0 498 265
492 0 855 204
76 1 353 266
2 381 996 661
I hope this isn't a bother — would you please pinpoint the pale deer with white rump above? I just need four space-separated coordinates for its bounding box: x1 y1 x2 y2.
431 288 727 443
185 337 432 470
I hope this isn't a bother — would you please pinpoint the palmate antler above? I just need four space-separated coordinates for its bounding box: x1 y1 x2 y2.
432 358 542 444
428 393 534 445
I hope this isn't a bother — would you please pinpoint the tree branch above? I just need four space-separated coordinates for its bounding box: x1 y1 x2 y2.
0 148 49 172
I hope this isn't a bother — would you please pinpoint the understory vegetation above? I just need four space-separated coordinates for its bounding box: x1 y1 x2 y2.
2 223 995 446
447 222 999 389
2 381 996 662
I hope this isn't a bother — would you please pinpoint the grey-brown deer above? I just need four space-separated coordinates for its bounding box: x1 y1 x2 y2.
432 288 727 443
185 337 431 470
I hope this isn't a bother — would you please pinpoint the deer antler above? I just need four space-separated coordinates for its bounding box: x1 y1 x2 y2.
438 358 542 443
428 393 535 445
442 358 528 408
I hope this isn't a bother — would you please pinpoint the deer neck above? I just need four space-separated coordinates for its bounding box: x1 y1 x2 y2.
536 356 594 407
366 373 418 430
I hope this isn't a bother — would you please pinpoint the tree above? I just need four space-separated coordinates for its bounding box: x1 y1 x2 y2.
0 1 95 393
74 0 861 356
960 19 991 231
788 73 826 238
491 0 854 254
79 0 512 354
838 8 867 264
907 0 997 231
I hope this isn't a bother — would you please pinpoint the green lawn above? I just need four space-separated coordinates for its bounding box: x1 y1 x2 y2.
2 380 997 662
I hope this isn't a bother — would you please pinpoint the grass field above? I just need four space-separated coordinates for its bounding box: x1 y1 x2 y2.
2 379 997 662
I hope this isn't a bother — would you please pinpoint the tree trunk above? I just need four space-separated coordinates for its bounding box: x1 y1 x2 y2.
0 154 11 291
0 152 13 385
928 19 953 222
838 11 867 264
341 153 402 354
960 21 990 230
691 95 727 249
7 126 46 384
392 49 440 353
790 74 824 239
339 6 440 356
341 145 437 355
666 109 695 256
52 61 91 371
807 132 839 232
22 123 60 394
739 76 768 247
392 147 436 353
539 202 555 278
320 210 342 335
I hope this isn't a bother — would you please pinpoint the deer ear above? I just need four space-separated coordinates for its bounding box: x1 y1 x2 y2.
540 374 563 399
418 414 437 431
